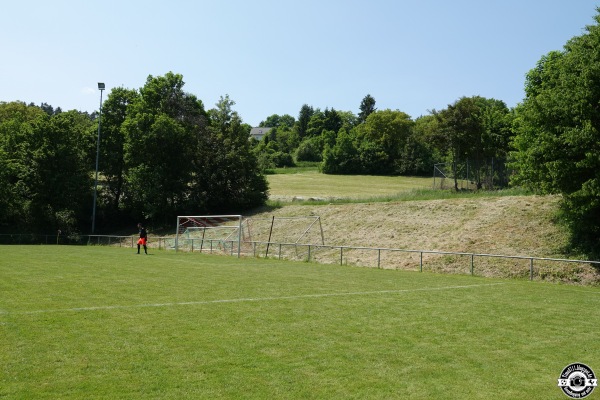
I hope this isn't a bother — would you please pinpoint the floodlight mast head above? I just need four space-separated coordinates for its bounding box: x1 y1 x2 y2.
98 82 105 90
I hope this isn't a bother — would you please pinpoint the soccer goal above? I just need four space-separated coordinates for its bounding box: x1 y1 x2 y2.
175 215 243 257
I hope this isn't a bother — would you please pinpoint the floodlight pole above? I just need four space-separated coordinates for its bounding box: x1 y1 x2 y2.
91 82 105 234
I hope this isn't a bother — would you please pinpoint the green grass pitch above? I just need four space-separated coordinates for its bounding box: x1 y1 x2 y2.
1 245 599 399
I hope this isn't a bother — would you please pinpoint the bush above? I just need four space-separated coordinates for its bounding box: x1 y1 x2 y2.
296 137 323 162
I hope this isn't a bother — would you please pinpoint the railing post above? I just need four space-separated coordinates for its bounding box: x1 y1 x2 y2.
530 258 534 281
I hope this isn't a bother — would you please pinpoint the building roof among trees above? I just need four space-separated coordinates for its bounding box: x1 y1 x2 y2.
249 127 272 141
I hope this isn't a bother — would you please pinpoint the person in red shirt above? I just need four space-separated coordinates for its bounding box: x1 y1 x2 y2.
137 223 148 254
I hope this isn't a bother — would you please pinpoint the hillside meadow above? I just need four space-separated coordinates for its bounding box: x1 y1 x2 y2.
266 170 433 201
260 171 599 285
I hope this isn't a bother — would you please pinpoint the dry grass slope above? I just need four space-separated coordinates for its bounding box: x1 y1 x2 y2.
250 195 563 256
246 194 599 285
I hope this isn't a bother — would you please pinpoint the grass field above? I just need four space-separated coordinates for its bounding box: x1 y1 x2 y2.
266 170 433 201
1 246 599 399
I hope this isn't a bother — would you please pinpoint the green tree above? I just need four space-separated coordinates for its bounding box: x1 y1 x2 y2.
510 9 600 251
305 108 343 138
321 128 361 174
358 94 376 123
298 108 344 161
323 108 343 134
0 145 11 226
296 104 314 140
433 97 481 190
26 110 93 233
259 114 295 128
196 95 268 212
476 97 513 188
253 114 297 168
0 102 48 229
396 135 436 176
123 72 204 223
296 136 324 162
97 87 139 217
337 110 359 131
433 96 511 190
408 115 444 176
355 109 413 174
305 109 325 137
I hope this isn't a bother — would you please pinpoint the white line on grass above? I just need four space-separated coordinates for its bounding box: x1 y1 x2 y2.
1 282 507 315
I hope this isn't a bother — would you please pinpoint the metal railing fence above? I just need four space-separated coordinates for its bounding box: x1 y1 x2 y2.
2 234 599 283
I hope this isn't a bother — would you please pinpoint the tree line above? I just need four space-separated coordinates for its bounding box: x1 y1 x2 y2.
251 8 600 255
0 73 267 235
1 8 600 255
253 95 512 191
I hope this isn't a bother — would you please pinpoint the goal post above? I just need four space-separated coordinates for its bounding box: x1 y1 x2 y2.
175 215 242 257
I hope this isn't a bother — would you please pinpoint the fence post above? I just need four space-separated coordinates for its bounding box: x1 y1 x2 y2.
377 249 381 268
471 254 474 276
307 245 311 262
340 247 343 265
279 243 282 260
420 252 423 272
265 216 275 258
530 258 534 281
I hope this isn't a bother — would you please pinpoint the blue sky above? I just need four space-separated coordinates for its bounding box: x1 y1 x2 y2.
1 1 597 126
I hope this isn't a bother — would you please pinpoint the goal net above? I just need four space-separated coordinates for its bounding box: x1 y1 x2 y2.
174 214 326 260
175 215 243 256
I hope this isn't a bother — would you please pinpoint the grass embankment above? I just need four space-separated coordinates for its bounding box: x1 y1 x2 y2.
261 169 599 284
